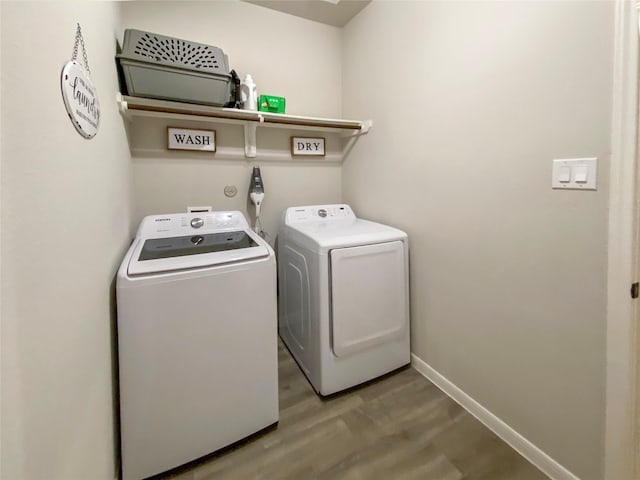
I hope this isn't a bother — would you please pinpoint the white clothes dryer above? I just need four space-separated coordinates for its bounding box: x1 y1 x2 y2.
117 211 278 480
278 204 410 396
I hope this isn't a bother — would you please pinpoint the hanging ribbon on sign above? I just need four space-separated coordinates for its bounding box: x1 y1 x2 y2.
60 23 100 139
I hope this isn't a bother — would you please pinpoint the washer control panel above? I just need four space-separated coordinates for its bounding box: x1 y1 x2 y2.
138 211 250 238
285 204 356 224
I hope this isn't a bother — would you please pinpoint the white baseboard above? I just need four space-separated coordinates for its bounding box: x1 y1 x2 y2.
410 353 580 480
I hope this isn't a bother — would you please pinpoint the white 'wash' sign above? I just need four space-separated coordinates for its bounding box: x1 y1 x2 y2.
167 127 216 152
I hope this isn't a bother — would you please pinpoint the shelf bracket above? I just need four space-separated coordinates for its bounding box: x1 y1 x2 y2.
340 120 372 138
243 121 258 158
116 92 130 119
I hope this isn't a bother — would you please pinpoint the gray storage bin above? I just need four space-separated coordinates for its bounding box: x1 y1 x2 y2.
117 29 232 106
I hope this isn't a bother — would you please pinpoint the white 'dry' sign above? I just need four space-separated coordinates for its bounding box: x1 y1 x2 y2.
291 137 325 156
168 127 216 152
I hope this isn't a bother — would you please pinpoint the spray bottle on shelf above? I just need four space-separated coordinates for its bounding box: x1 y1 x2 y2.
241 74 258 111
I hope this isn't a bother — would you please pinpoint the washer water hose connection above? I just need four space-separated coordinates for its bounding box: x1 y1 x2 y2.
249 166 265 234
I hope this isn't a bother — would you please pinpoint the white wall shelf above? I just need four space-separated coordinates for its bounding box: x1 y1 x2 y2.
117 94 372 159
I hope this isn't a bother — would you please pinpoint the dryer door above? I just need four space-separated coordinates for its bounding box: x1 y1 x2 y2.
330 241 407 357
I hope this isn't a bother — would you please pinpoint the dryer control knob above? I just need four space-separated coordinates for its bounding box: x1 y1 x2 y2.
191 217 204 229
318 209 327 218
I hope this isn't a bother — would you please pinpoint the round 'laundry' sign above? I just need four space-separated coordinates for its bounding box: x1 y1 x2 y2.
60 60 100 139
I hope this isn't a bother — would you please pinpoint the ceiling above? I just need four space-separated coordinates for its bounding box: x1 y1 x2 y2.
243 0 371 27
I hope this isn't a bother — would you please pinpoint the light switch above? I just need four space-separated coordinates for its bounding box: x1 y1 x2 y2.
552 158 597 190
558 166 571 183
574 166 588 183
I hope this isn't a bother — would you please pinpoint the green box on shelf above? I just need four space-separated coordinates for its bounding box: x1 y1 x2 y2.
258 95 286 114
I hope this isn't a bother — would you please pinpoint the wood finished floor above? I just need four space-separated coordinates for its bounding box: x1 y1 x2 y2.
163 342 550 480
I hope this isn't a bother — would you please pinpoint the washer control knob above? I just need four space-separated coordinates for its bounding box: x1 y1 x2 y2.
318 209 327 218
191 235 204 245
190 217 204 229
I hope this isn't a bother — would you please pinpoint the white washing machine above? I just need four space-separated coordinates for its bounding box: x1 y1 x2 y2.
278 204 410 396
117 211 278 480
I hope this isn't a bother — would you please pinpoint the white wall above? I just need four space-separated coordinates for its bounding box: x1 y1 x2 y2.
342 2 613 479
1 2 131 479
120 1 344 238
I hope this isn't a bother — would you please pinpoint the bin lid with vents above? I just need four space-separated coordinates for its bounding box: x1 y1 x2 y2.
117 29 230 75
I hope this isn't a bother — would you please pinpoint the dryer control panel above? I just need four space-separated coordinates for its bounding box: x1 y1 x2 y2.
137 211 250 239
285 204 356 224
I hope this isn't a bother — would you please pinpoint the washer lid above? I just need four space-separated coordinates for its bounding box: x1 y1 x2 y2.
127 229 269 275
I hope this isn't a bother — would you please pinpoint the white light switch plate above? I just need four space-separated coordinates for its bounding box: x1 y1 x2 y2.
552 158 597 190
